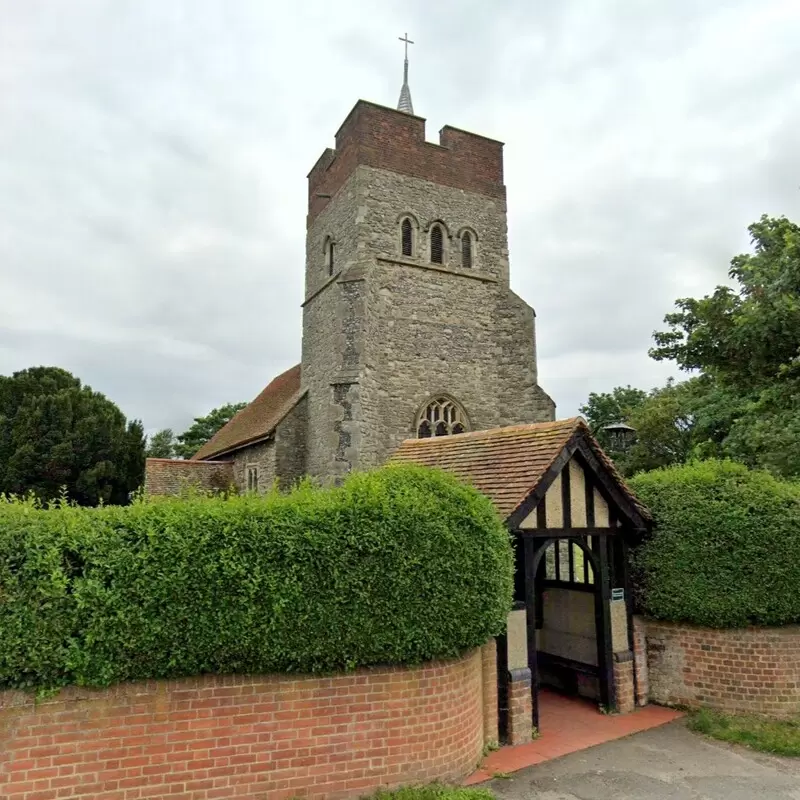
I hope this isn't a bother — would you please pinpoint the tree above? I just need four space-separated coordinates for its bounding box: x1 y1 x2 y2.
579 385 648 450
579 375 756 477
174 402 246 459
720 382 800 477
650 214 800 389
146 428 175 459
0 366 146 505
623 379 705 474
580 379 700 476
649 214 800 477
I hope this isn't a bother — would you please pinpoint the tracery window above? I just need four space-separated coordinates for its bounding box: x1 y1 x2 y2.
246 465 259 493
416 396 468 438
430 224 444 264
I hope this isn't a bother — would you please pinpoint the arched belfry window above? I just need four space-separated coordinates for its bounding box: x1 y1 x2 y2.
401 218 413 257
461 231 473 268
430 224 444 264
416 396 469 439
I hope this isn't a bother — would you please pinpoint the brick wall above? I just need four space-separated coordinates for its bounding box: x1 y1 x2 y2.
644 619 800 718
144 459 234 497
0 648 490 800
507 669 533 745
308 101 505 225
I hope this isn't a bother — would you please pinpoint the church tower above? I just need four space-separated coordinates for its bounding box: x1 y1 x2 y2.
301 54 555 481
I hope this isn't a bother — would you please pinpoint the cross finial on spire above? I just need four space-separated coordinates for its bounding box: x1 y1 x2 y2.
397 32 414 115
399 32 414 60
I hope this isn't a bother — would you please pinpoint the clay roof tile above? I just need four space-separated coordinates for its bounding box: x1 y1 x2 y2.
391 417 650 522
193 364 303 460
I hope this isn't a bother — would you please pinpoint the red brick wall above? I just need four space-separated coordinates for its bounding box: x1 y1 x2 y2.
308 101 505 225
0 649 489 800
507 669 532 745
644 619 800 717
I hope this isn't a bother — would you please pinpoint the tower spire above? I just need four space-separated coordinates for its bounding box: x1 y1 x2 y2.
397 32 414 114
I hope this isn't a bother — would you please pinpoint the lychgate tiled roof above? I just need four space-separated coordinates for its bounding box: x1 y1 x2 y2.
391 417 650 523
194 364 303 460
392 418 578 519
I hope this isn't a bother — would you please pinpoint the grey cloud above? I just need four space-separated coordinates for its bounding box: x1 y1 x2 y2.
1 0 799 435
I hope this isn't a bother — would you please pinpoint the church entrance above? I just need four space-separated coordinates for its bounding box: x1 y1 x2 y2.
497 530 617 739
524 533 614 729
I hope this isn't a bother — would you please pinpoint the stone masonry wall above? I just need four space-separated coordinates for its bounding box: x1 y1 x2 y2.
275 394 308 489
144 459 234 497
302 165 554 479
302 166 367 481
232 439 277 493
301 268 366 481
644 619 800 717
301 284 338 481
305 159 363 299
495 289 556 425
361 259 503 469
0 649 489 800
354 157 556 450
633 616 649 707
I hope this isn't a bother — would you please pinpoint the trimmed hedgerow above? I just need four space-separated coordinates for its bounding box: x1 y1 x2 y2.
629 459 800 629
0 465 512 691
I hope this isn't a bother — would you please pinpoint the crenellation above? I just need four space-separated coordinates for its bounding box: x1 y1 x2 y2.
307 101 506 226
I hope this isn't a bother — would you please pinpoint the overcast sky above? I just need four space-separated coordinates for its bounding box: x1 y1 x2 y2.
2 1 799 435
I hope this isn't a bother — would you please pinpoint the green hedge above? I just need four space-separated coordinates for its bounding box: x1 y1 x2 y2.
0 465 513 691
629 459 800 628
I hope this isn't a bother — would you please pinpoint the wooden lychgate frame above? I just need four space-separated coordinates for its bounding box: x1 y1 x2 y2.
497 431 649 736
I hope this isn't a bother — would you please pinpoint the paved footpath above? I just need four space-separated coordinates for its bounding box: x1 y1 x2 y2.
487 721 800 800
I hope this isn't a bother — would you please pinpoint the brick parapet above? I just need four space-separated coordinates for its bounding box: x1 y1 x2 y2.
0 650 486 800
308 100 505 226
644 619 800 718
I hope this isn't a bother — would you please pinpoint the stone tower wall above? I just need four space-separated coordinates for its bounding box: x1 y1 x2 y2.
302 167 367 480
301 100 554 481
